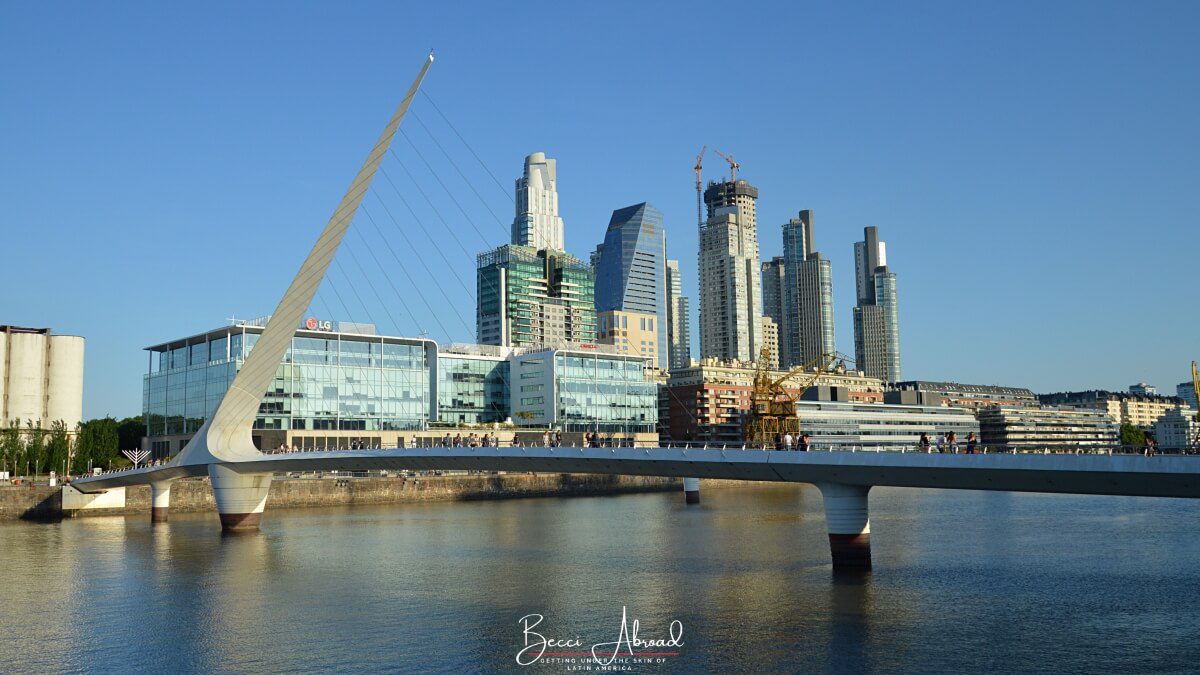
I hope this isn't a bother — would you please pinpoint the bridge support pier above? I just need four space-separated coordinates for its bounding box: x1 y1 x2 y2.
683 477 700 504
209 465 272 532
817 483 871 570
150 480 173 524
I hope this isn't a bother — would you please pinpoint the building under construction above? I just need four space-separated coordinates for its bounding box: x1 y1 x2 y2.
697 177 763 363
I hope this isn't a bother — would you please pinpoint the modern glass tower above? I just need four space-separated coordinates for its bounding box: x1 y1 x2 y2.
512 152 565 251
665 259 692 370
782 210 835 367
853 226 901 381
593 202 668 368
477 245 596 348
761 256 786 360
479 152 596 349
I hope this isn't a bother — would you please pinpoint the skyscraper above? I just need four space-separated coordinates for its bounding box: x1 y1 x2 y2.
477 153 595 348
593 203 668 368
698 179 763 363
853 226 901 381
782 210 835 367
760 316 780 370
477 245 596 348
761 256 786 360
512 152 565 251
665 259 691 370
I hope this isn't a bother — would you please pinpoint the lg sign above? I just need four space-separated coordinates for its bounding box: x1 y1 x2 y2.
304 317 333 332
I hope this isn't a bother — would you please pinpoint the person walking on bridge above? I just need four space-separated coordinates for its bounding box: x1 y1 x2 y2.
799 434 811 452
920 432 931 453
966 432 977 454
783 432 794 450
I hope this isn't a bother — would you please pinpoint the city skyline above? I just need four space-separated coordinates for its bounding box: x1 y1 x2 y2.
2 3 1197 418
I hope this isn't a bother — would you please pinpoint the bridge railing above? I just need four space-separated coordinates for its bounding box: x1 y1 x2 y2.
73 439 1196 482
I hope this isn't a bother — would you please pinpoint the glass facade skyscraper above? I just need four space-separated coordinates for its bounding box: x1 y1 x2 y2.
782 210 835 367
477 244 597 348
762 211 835 368
852 226 901 381
665 259 691 370
593 202 668 368
479 153 596 350
761 256 786 358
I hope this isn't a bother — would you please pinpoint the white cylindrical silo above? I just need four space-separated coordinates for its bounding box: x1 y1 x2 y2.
6 331 48 426
47 335 85 431
0 332 8 422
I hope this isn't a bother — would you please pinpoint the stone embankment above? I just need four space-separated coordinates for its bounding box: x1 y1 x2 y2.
1 473 683 521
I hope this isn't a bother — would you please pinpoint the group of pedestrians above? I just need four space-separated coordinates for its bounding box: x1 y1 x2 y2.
439 432 501 448
772 433 811 451
919 431 979 453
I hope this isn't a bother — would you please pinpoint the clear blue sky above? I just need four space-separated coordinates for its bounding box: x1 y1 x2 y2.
2 1 1197 419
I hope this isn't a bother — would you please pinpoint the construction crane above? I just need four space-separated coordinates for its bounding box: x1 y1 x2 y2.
694 145 706 232
714 149 740 182
743 347 842 447
1191 361 1200 454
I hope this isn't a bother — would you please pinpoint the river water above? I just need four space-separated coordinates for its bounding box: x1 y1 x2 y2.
1 484 1198 673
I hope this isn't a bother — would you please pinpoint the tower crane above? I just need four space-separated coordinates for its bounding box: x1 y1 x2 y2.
714 149 740 182
694 145 706 232
743 347 844 447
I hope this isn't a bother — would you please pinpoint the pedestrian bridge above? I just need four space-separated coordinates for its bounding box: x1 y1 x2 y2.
69 446 1200 568
73 445 1200 499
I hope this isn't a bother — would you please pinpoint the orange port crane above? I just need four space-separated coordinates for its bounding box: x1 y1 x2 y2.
743 347 843 447
1191 361 1200 453
714 149 740 182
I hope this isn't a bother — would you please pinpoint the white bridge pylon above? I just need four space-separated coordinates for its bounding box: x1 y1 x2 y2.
160 53 432 530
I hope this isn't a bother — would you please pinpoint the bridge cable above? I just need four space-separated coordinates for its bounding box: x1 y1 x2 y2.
396 132 503 246
363 185 518 421
410 111 507 230
371 177 473 297
357 202 459 342
418 91 514 204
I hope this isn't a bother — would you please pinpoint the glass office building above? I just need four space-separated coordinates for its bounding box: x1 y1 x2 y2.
510 347 657 433
437 350 510 426
144 321 436 442
143 321 660 453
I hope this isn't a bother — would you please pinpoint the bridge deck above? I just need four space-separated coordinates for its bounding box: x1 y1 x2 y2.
70 447 1200 499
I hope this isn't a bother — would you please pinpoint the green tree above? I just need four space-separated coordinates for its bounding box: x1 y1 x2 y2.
24 420 46 477
45 420 70 477
116 416 144 452
1119 423 1146 447
76 417 121 472
0 421 21 474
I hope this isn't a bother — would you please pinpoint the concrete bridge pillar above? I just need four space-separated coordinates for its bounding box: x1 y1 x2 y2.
209 465 272 532
150 480 174 524
817 483 871 569
683 477 700 504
